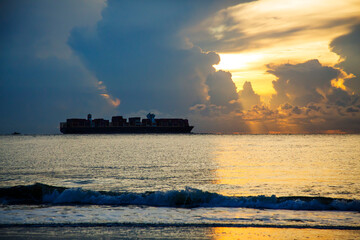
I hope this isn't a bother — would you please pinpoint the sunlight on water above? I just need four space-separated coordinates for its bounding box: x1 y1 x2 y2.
212 135 360 198
0 134 359 198
0 134 359 235
211 227 360 240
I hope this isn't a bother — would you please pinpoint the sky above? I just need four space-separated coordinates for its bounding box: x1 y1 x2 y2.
0 0 359 134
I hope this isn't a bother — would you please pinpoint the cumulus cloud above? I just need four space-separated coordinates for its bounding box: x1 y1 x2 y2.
1 0 251 133
233 59 360 133
69 0 245 115
190 58 360 133
239 102 360 133
175 56 360 133
206 70 238 106
189 79 263 132
189 70 248 116
330 25 360 94
269 59 343 108
238 81 261 110
184 1 360 134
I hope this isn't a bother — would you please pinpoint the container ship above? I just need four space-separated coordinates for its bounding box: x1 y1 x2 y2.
60 113 194 134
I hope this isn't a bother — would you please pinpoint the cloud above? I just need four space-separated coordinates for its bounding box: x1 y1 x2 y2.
188 0 360 99
0 0 105 59
237 102 360 133
100 93 121 107
206 70 238 106
326 87 358 107
235 59 360 133
189 70 247 117
69 0 246 115
188 0 360 52
0 0 111 134
238 81 261 110
0 0 250 133
1 0 359 134
190 98 360 133
174 56 360 133
190 58 360 134
330 24 360 94
269 59 343 108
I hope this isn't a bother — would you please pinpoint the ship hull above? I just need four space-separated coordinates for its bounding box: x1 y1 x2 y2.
60 126 193 134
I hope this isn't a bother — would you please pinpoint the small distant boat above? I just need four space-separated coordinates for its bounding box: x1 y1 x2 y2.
12 132 21 135
60 113 194 134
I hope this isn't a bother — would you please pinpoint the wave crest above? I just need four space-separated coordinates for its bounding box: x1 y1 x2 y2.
1 183 359 211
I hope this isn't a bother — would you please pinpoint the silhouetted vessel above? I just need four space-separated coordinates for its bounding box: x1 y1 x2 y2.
60 113 193 134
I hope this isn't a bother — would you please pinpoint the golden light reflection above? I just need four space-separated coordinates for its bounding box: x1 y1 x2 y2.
210 137 270 196
211 227 360 240
211 134 360 198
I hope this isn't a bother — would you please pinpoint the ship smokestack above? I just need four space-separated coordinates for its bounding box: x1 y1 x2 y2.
88 114 93 127
147 113 156 126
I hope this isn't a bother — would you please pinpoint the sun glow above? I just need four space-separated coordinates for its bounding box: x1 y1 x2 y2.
214 52 275 96
214 53 263 70
210 0 360 97
214 39 342 96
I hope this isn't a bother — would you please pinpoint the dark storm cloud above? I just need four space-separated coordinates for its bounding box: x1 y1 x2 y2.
268 59 342 108
0 0 250 133
0 0 109 134
206 70 238 106
0 0 104 58
69 0 247 115
326 87 358 107
189 71 255 117
330 25 360 94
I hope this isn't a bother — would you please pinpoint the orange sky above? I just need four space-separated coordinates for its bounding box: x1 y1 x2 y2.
212 0 360 100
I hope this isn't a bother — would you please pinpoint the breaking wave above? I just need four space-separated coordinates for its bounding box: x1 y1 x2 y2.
1 183 359 211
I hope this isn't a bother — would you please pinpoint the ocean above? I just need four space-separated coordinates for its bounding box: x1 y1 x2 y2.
0 134 359 239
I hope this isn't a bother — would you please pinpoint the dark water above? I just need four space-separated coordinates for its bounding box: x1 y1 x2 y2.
1 134 359 239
